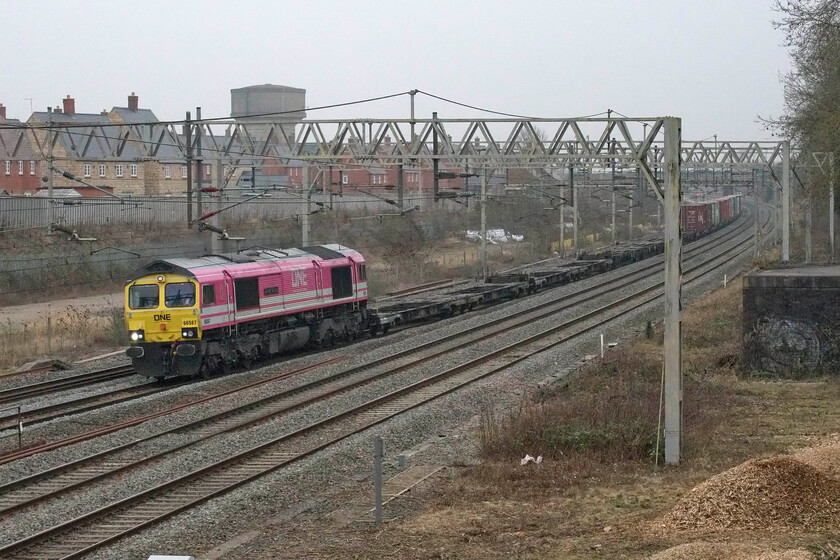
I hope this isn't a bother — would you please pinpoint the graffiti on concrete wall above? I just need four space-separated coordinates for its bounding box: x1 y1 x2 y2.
749 316 825 374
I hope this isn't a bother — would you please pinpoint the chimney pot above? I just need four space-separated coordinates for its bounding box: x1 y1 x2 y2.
128 92 139 111
62 95 75 116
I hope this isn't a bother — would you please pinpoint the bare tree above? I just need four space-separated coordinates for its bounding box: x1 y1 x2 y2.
770 1 840 155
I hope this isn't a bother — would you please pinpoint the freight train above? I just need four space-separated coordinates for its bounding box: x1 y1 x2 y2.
124 194 743 380
682 194 742 235
124 244 368 380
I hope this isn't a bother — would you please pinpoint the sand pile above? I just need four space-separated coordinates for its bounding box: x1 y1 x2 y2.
657 456 840 531
650 542 813 560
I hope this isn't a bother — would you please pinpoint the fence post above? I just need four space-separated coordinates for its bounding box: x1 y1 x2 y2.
46 307 52 356
374 436 383 527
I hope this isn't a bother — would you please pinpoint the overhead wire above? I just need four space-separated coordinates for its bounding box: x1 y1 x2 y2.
415 90 615 120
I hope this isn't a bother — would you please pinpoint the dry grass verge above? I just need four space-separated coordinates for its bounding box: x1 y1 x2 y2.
478 281 750 468
0 305 126 372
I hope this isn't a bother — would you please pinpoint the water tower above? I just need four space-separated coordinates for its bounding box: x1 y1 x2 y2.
230 84 306 142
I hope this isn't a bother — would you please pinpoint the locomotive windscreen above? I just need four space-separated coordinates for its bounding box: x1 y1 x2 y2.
331 266 353 299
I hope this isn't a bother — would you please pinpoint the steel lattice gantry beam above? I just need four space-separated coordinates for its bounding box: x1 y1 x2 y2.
19 116 788 170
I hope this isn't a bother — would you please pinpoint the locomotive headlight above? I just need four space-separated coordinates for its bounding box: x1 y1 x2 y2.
130 330 145 341
181 328 197 339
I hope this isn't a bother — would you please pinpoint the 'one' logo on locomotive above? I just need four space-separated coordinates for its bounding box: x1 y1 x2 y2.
291 268 308 288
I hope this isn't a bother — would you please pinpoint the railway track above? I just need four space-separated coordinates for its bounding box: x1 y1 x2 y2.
0 210 771 559
0 382 176 436
0 365 137 408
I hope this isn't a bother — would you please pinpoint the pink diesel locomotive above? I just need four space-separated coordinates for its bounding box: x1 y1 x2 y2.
125 244 368 379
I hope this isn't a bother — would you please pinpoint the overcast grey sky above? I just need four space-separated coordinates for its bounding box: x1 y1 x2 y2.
1 0 789 140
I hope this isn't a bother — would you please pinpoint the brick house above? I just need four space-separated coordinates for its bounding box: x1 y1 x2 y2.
25 95 147 196
20 94 212 197
0 103 42 194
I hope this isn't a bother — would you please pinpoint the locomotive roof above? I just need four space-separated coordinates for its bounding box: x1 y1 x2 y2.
126 244 358 282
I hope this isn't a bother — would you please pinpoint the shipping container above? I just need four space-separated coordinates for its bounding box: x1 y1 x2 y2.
719 197 733 223
682 203 712 233
733 194 742 216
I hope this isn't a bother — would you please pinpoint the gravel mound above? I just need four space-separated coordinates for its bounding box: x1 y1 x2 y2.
657 456 840 531
650 542 813 560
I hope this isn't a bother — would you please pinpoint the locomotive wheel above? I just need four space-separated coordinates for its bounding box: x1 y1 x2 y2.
324 329 336 347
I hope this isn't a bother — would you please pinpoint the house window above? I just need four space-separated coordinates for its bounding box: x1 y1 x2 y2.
29 161 35 175
181 165 187 179
116 164 124 178
205 164 211 176
18 161 23 175
84 164 91 178
130 164 138 177
99 164 106 177
164 165 171 179
4 161 9 175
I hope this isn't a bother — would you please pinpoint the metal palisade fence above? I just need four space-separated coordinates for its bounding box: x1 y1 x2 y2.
0 192 438 231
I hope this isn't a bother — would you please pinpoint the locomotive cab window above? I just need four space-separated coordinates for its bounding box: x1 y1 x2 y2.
165 282 196 308
202 284 216 306
331 266 353 299
358 264 366 281
128 284 159 310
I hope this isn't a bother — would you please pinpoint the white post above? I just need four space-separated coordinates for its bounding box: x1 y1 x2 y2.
600 334 604 358
302 166 311 246
610 138 617 243
832 183 836 262
210 159 223 254
754 191 760 258
805 192 812 263
481 165 487 281
663 117 683 466
782 140 791 261
571 165 578 256
831 154 835 262
559 184 565 258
